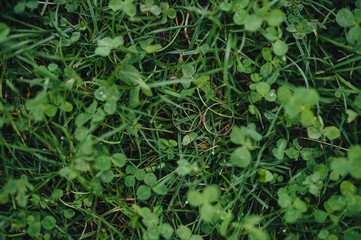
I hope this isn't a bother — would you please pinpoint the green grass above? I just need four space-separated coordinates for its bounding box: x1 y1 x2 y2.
1 0 361 239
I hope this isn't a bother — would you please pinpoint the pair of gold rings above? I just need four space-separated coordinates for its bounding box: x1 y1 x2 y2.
172 102 235 136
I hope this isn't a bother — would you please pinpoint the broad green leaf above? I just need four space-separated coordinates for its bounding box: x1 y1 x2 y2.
300 108 315 127
109 0 123 11
336 8 356 27
166 8 176 18
176 159 191 176
260 62 273 77
153 184 168 195
104 100 117 114
203 185 220 203
330 157 349 180
314 164 328 180
41 216 56 230
313 210 328 223
346 109 358 123
14 1 26 14
230 126 245 145
95 46 111 56
64 209 75 219
307 126 323 139
293 198 307 213
318 229 329 239
75 113 92 127
200 203 215 222
258 170 274 182
59 167 77 180
137 185 151 200
266 9 285 26
241 123 262 141
95 86 120 102
64 102 73 112
159 223 174 239
220 2 232 11
346 26 361 44
262 48 272 61
294 87 319 106
64 66 83 88
233 10 248 25
142 212 159 228
124 175 135 187
123 2 136 16
168 139 177 147
26 0 38 9
150 5 161 15
326 195 346 212
277 188 292 208
144 173 157 187
187 190 203 206
277 86 292 102
134 169 146 181
234 0 249 9
263 27 278 41
50 189 63 201
94 155 111 171
355 9 361 24
272 40 288 56
129 85 141 108
0 23 10 41
284 99 302 118
27 222 41 237
244 15 262 32
115 63 152 96
99 170 114 183
322 126 340 140
126 165 137 175
158 138 168 149
250 91 262 103
340 181 355 196
256 82 270 97
143 229 160 240
277 138 287 150
182 135 191 146
176 225 192 240
272 148 284 160
231 146 251 168
249 228 268 240
92 108 105 122
112 153 126 167
45 104 57 117
145 44 162 54
98 37 113 49
284 209 300 223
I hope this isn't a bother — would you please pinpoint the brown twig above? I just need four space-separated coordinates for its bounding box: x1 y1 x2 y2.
299 136 349 151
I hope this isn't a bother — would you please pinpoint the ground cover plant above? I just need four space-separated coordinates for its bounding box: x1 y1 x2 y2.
1 0 361 239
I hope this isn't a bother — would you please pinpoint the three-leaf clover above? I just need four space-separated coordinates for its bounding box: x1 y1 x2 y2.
158 138 177 159
230 124 262 168
278 86 319 127
109 0 136 16
187 185 220 222
277 188 308 223
249 74 277 103
95 36 124 57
